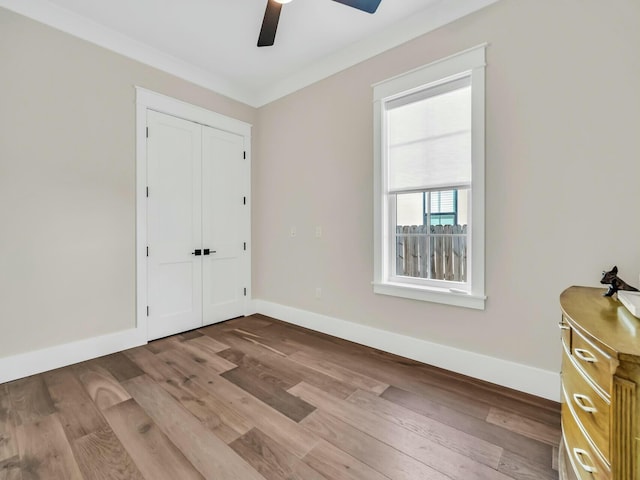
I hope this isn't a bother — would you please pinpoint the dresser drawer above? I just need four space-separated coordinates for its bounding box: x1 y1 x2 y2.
562 402 611 480
561 356 610 462
571 327 613 397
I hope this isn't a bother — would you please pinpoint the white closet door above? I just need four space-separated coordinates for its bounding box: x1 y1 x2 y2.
201 126 245 325
147 110 203 340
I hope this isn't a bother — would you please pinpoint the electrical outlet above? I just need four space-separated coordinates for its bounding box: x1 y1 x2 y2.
315 287 322 299
315 226 322 238
290 226 297 238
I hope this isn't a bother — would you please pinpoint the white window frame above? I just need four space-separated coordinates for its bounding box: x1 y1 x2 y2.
372 45 487 310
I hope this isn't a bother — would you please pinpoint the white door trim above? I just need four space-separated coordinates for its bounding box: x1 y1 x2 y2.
135 86 252 340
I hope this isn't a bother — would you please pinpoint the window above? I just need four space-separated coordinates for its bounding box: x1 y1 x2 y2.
427 190 459 226
373 45 486 309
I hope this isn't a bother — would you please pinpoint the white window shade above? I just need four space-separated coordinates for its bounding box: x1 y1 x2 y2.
386 79 471 194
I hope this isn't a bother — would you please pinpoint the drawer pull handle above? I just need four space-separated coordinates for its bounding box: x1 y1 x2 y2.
573 393 597 413
558 322 570 330
574 348 597 363
573 448 597 473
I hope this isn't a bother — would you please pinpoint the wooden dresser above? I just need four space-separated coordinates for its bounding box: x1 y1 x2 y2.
559 286 640 480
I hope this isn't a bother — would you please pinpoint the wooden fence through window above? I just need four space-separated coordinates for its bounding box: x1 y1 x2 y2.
396 225 467 281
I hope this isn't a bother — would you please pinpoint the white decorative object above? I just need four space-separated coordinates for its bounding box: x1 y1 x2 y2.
619 291 640 319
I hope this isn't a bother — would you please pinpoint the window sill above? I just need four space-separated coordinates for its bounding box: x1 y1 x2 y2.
372 281 486 310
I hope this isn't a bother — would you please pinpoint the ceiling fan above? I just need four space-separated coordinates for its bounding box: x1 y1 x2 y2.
258 0 383 47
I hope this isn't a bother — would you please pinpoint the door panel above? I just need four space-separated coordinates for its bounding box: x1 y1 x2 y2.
201 126 245 325
147 110 202 340
205 257 242 322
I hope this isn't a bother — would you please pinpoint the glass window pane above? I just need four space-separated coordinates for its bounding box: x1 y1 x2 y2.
395 192 468 282
396 192 423 226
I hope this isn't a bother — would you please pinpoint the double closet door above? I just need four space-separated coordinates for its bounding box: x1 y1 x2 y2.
146 110 247 340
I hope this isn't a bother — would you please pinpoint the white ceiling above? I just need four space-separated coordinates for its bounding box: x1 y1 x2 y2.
0 0 498 106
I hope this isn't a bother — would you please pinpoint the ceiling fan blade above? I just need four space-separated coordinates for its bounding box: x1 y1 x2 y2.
258 0 283 47
331 0 382 14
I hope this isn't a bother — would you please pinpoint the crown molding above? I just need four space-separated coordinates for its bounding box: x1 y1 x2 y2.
254 0 499 106
0 0 498 108
0 0 259 106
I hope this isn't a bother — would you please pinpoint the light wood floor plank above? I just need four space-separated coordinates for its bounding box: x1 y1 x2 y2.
0 385 18 464
90 353 145 383
122 346 179 383
71 426 145 480
180 330 204 341
73 363 131 412
214 332 357 399
157 348 319 458
347 388 503 468
202 381 320 457
171 341 237 374
146 330 208 354
497 449 560 480
381 385 554 466
265 320 560 425
123 374 266 480
232 316 274 330
42 368 108 442
230 428 328 480
0 315 559 480
187 334 231 354
257 322 494 417
160 376 252 444
16 414 83 480
199 316 272 337
486 407 561 446
288 351 389 394
221 327 300 356
0 455 21 480
291 382 514 480
302 410 451 480
146 336 183 354
103 398 205 480
222 366 316 422
302 440 390 480
217 347 300 390
286 336 494 419
7 377 55 426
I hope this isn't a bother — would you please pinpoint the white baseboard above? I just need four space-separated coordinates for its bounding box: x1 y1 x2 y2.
0 328 146 384
1 301 560 402
254 300 561 402
244 298 259 317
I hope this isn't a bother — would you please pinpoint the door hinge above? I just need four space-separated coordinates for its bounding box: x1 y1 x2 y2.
146 246 149 257
243 242 247 251
244 288 247 296
146 127 149 138
146 306 149 316
243 151 246 160
146 186 149 198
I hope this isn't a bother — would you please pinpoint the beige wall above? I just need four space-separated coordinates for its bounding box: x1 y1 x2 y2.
254 0 640 372
0 8 256 357
2 1 639 379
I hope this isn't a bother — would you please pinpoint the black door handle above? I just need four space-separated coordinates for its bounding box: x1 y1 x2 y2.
203 249 217 255
192 249 202 256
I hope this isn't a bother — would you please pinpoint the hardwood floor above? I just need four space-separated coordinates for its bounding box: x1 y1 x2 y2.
0 315 561 480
